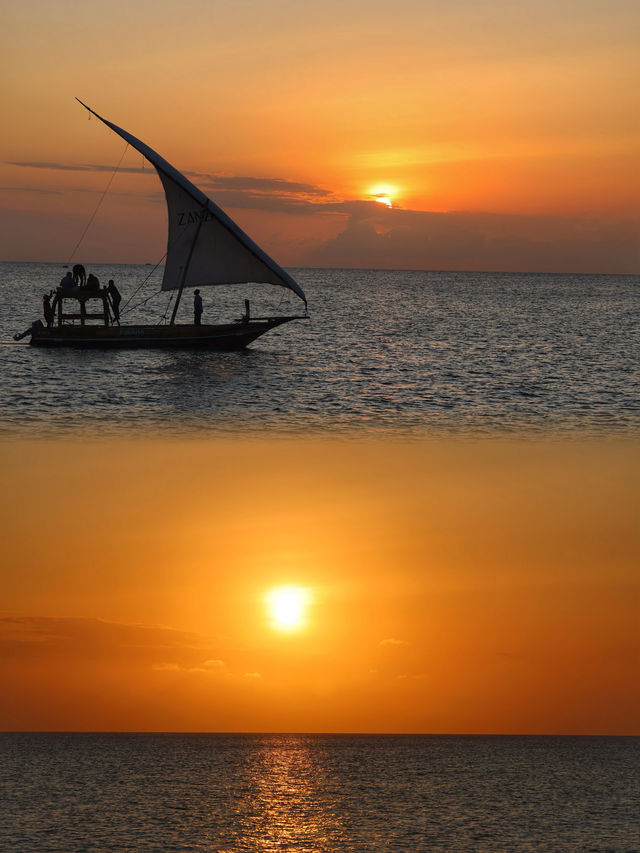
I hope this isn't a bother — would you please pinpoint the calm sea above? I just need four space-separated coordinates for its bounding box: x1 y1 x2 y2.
1 733 638 852
0 263 638 436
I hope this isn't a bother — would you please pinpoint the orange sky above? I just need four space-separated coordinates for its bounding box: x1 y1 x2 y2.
1 438 638 734
0 0 638 271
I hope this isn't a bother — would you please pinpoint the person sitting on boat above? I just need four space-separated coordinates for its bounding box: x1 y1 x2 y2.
194 289 203 326
72 263 86 287
60 270 75 289
86 273 100 291
106 279 122 322
43 293 54 328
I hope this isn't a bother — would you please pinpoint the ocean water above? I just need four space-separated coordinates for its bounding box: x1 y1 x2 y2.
1 734 638 852
0 263 638 436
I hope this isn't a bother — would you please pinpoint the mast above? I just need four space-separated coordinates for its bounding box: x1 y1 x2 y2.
170 213 205 325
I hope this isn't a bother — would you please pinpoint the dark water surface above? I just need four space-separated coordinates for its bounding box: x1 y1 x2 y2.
1 733 638 852
1 263 638 436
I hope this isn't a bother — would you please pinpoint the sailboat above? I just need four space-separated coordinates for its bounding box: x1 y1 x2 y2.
20 100 308 349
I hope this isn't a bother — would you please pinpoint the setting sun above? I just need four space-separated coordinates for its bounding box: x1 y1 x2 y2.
369 185 396 208
266 585 311 632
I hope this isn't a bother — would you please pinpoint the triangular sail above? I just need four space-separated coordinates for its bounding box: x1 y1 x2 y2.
76 99 306 307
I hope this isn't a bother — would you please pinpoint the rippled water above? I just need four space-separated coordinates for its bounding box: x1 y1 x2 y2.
1 734 638 852
0 262 638 435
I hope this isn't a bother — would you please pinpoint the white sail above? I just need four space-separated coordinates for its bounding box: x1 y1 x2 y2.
76 100 307 306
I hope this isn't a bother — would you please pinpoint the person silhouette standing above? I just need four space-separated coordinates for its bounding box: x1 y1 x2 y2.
43 293 54 327
72 264 86 287
194 289 203 326
107 279 122 323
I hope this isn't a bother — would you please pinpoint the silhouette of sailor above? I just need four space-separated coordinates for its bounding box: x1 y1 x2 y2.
60 271 74 289
43 293 54 327
72 263 86 287
194 289 203 325
107 279 122 322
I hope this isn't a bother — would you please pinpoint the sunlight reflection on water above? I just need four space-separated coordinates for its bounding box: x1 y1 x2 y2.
241 737 346 852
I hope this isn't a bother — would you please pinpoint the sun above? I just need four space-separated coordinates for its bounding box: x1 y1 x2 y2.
369 184 396 208
266 585 311 632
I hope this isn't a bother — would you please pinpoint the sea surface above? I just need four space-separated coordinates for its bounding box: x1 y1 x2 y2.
1 733 638 853
0 263 638 436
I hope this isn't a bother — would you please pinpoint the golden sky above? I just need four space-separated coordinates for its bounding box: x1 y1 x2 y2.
0 1 638 737
1 0 638 271
1 438 638 734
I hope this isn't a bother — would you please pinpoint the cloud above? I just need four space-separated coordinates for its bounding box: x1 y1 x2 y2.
0 616 211 667
6 161 336 206
379 638 408 647
8 161 150 175
193 174 340 216
7 162 334 198
4 161 344 216
202 658 225 670
304 207 640 274
3 161 381 222
196 189 325 214
154 659 226 674
0 186 63 195
0 618 257 686
197 175 331 197
0 619 261 729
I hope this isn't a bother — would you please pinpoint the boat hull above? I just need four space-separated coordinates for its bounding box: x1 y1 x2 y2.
29 318 303 350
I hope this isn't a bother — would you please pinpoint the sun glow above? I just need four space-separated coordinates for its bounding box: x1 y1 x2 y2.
369 185 396 208
266 586 311 632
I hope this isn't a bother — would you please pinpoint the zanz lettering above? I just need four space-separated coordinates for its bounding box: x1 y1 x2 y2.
177 209 214 226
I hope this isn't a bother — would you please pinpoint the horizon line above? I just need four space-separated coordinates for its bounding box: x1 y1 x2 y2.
1 260 638 277
2 730 638 737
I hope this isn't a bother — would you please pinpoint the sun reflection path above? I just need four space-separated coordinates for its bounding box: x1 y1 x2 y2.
239 736 347 852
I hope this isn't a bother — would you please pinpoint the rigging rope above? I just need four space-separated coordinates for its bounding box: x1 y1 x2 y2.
118 252 167 318
158 292 175 325
67 142 130 264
